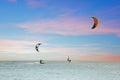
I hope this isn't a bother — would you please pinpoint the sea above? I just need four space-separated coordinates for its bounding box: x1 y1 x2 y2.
0 61 120 80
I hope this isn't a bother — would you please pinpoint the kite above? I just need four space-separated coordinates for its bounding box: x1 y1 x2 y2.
91 17 98 29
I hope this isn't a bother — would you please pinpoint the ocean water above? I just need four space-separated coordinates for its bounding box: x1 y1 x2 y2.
0 61 120 80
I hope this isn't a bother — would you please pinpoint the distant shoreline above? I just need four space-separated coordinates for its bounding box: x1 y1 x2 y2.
0 60 119 63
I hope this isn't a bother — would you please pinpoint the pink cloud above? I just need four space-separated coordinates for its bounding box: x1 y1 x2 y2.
16 14 120 36
16 15 92 35
26 0 41 8
96 20 120 36
0 39 81 55
0 39 34 49
25 0 49 8
0 39 36 54
79 52 120 61
7 0 16 2
0 39 119 61
7 0 49 8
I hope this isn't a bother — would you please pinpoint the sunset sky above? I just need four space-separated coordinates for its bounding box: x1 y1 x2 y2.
0 0 120 61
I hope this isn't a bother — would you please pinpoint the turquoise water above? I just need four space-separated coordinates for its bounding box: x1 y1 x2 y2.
0 61 120 80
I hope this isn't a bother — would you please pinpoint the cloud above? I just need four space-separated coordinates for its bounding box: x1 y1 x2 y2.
25 0 49 8
0 39 84 61
0 39 36 54
16 14 120 36
0 39 81 55
16 15 92 35
96 19 120 36
6 0 49 8
0 39 119 61
7 0 16 2
25 0 41 8
0 39 99 55
81 52 120 61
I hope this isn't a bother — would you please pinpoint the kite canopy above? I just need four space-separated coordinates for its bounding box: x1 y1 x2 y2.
35 43 42 52
91 17 98 29
67 56 71 62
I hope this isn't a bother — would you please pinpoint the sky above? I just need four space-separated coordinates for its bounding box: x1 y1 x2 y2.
0 0 120 61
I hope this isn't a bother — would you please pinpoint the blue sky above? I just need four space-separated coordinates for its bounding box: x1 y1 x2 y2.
0 0 120 61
